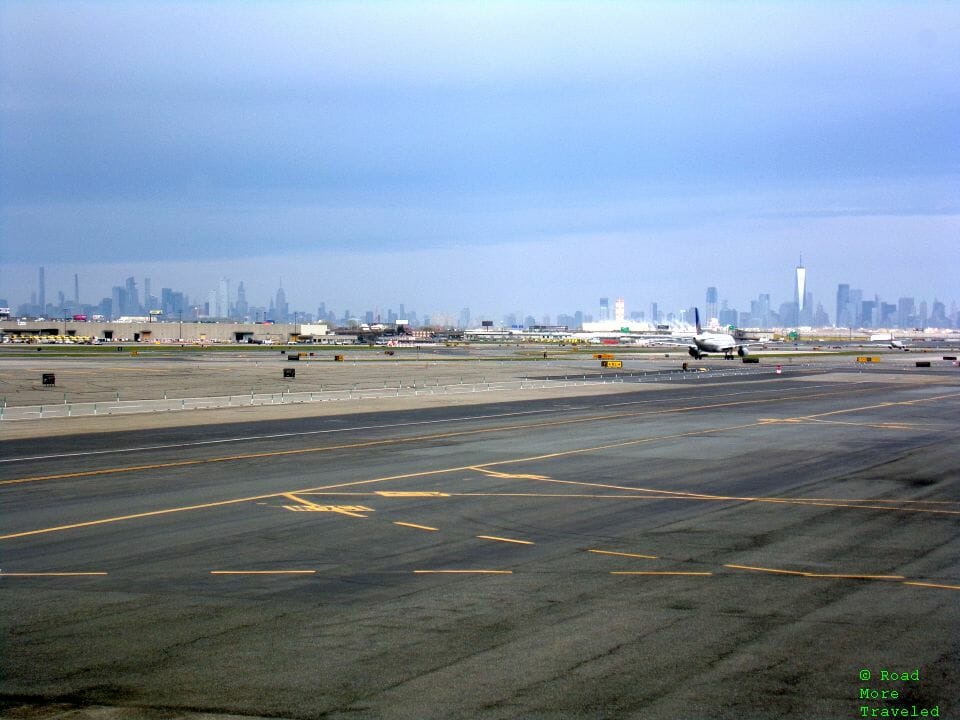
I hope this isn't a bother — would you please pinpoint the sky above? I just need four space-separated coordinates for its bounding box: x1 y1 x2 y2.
1 1 958 321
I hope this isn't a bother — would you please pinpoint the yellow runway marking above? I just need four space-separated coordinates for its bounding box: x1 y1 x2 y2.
0 427 754 541
804 573 904 580
413 570 513 575
611 571 712 577
724 564 808 576
469 468 552 480
281 505 371 516
477 535 535 545
760 417 916 430
808 419 916 430
284 490 959 507
377 491 449 497
487 475 960 516
281 493 371 516
0 572 108 577
903 581 960 591
0 475 411 540
282 492 327 509
5 391 959 541
393 522 439 531
7 385 944 488
589 549 659 559
210 570 316 575
724 564 903 580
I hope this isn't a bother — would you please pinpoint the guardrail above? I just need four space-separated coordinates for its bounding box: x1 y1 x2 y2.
0 366 780 421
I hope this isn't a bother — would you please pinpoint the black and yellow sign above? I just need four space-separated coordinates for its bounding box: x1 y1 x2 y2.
601 360 623 368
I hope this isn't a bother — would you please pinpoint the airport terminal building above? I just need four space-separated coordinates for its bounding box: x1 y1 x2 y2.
0 319 330 344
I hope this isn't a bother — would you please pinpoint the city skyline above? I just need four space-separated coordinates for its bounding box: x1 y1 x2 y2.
5 263 957 331
2 3 958 320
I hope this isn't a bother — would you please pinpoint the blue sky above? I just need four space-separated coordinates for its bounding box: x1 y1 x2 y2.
1 1 958 320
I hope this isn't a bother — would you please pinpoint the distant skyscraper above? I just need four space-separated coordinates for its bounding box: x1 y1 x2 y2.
111 285 125 319
235 281 248 320
794 256 806 317
836 284 850 327
38 266 46 312
849 288 863 327
124 277 139 315
752 293 771 328
706 286 718 320
73 274 80 305
216 277 230 318
274 284 288 322
599 298 609 321
897 297 915 329
614 298 625 322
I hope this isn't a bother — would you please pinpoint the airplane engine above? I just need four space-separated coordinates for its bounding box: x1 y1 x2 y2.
688 346 702 359
737 345 749 357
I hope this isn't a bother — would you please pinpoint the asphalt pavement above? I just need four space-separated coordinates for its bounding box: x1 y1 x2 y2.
2 368 959 719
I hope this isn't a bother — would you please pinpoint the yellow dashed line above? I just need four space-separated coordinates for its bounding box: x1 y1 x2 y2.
724 563 807 576
393 522 439 532
477 535 535 545
470 468 552 480
589 549 658 560
903 581 960 591
0 572 108 577
210 570 316 575
377 491 449 497
804 573 904 580
8 385 946 488
724 564 903 580
413 570 513 575
611 571 713 577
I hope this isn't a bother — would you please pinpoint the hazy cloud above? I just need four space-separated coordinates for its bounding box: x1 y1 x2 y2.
2 1 958 314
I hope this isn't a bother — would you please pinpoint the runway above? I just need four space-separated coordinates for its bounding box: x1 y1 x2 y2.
2 369 959 719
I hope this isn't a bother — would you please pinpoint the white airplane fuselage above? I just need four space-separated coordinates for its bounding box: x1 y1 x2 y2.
689 332 747 359
687 308 750 359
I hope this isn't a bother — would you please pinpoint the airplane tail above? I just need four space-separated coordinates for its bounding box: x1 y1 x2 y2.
694 308 702 335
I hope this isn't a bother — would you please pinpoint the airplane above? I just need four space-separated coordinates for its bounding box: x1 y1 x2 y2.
870 333 910 350
688 308 751 360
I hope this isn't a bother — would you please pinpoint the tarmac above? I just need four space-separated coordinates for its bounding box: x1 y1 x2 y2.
2 346 959 719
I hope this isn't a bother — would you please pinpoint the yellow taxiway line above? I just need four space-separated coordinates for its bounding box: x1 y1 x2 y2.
902 581 960 591
393 521 439 531
209 570 316 575
8 385 948 488
413 570 513 575
588 549 659 559
477 535 535 545
4 391 959 542
0 571 108 577
611 571 713 577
